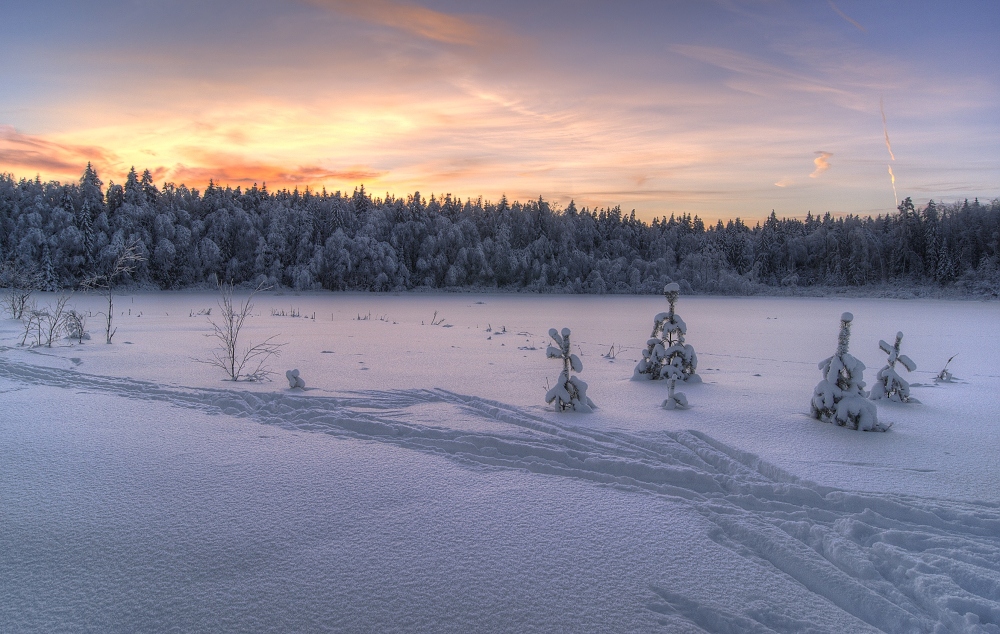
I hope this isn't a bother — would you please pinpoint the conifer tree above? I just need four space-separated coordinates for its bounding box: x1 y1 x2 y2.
811 312 886 431
634 282 699 382
870 332 917 402
545 327 595 412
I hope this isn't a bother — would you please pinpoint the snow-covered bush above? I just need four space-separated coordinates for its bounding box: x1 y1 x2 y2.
633 283 699 383
811 312 886 431
870 332 916 402
545 327 595 412
64 309 90 343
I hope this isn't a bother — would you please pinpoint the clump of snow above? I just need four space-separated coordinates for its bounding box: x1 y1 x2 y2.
545 327 595 412
811 312 885 431
286 368 306 389
870 331 917 402
634 283 700 384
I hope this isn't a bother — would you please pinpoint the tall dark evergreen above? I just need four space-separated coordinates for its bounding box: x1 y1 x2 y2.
0 166 997 295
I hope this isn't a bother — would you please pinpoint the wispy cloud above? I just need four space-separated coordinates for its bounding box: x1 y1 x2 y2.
810 151 832 178
0 126 116 176
164 151 385 188
303 0 493 47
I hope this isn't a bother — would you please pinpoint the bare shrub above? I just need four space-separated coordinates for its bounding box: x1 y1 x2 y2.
201 281 284 381
17 294 71 347
1 264 43 320
83 237 143 344
39 294 72 347
19 301 40 346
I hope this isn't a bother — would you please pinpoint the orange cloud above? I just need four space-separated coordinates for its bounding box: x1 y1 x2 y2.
810 151 832 178
304 0 490 47
0 126 116 177
163 150 384 189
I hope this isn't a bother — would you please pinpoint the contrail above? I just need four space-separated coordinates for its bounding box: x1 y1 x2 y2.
887 165 898 207
881 97 897 207
828 1 866 32
880 97 895 161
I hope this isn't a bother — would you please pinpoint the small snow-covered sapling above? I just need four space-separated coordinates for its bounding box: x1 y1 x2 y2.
870 332 917 402
634 283 699 383
286 368 305 389
661 358 689 410
811 312 886 431
545 327 595 412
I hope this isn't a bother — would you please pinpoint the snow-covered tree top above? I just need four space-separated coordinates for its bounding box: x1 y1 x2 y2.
841 312 853 322
664 282 680 293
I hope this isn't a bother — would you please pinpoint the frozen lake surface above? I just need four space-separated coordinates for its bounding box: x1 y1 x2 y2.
2 291 999 632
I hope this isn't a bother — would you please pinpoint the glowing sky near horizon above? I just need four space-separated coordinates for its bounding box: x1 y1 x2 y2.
1 0 997 223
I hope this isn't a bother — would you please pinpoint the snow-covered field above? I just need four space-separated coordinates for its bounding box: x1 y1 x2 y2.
2 291 998 633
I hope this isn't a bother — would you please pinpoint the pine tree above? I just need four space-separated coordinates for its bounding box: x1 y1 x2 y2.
870 331 917 402
545 327 595 412
633 283 699 382
811 312 886 431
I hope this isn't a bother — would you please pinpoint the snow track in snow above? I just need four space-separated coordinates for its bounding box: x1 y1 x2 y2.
2 356 998 633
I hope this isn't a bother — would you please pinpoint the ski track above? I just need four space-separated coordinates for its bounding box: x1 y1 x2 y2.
2 354 998 634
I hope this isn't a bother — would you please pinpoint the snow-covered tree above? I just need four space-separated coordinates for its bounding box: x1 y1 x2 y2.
811 312 886 431
545 327 595 412
634 282 699 383
870 332 917 402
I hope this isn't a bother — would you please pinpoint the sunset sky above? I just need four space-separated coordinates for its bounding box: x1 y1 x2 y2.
2 0 997 223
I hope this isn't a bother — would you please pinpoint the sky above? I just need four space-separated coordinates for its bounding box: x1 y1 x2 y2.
1 0 997 223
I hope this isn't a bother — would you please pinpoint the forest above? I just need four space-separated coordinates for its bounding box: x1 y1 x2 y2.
1 164 998 296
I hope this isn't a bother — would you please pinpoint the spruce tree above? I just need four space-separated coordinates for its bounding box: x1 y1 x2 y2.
545 327 595 412
811 312 886 431
633 283 699 382
870 332 917 402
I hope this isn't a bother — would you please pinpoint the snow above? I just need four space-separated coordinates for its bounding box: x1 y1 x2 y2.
2 291 999 632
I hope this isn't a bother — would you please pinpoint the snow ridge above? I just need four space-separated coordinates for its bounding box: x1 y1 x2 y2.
2 357 998 633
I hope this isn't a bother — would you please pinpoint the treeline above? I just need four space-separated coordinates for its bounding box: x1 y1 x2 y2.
1 164 998 295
